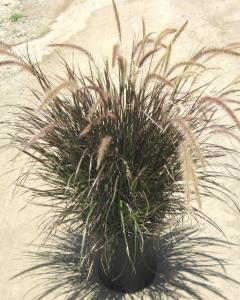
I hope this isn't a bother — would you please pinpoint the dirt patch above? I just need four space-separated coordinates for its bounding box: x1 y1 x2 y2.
0 0 73 45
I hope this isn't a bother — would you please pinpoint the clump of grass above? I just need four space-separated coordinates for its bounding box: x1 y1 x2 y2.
2 4 240 275
9 12 24 23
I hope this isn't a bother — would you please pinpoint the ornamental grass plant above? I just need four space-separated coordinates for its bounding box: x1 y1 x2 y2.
1 1 240 294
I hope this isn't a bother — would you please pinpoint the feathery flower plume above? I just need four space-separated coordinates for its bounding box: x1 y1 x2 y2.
170 71 200 81
179 141 201 210
144 73 173 87
193 48 240 61
80 85 107 104
138 47 160 67
209 125 240 144
179 141 192 210
167 61 206 76
153 43 172 74
221 98 240 105
201 97 240 128
49 43 94 62
24 122 61 150
118 55 127 81
112 44 120 67
173 117 206 167
162 44 172 74
224 42 240 50
155 28 177 47
0 60 32 73
135 32 155 59
0 41 12 50
37 80 78 111
122 158 132 179
171 21 188 45
112 0 122 42
79 123 93 138
142 18 146 38
96 136 112 170
0 47 21 60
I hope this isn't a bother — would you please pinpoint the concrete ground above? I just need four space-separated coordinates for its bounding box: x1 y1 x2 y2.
0 0 240 299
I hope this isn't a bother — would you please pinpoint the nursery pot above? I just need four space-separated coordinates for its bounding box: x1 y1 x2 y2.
97 235 157 293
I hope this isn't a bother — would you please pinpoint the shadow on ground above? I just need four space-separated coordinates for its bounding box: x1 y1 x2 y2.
12 227 239 300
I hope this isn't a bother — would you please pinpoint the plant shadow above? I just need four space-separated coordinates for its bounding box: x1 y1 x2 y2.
13 227 239 300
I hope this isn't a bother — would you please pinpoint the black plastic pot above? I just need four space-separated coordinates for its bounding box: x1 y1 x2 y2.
97 235 157 293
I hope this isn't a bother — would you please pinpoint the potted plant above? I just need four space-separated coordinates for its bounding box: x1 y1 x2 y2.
2 2 240 294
